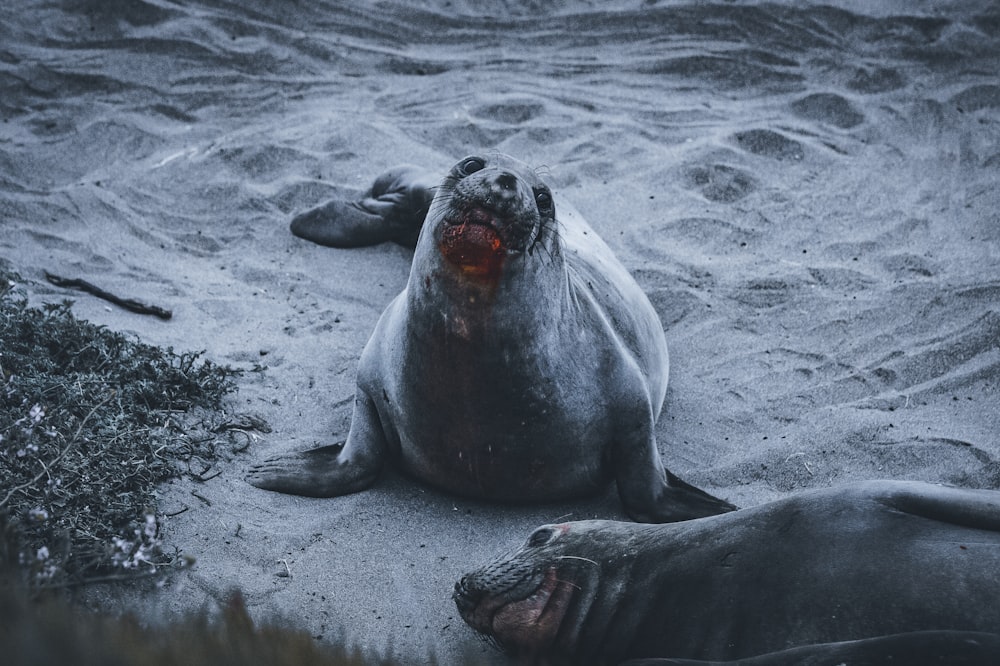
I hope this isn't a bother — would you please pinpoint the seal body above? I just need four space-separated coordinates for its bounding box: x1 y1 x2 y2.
249 153 734 522
621 632 1000 665
622 632 1000 666
454 480 1000 664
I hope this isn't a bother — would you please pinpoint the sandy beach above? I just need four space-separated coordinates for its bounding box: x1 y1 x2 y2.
2 0 999 662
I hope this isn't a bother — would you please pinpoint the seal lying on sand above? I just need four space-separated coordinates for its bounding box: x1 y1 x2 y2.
453 480 1000 664
249 153 735 522
620 631 1000 665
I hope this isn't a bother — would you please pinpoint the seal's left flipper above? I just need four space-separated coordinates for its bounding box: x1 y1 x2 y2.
290 165 437 248
661 469 738 519
614 419 736 523
619 630 1000 665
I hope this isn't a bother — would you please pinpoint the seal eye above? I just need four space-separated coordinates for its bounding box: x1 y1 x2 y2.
456 157 485 178
526 527 554 548
534 189 553 215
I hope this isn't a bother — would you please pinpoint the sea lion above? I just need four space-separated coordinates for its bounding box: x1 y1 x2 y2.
249 153 735 522
453 480 1000 664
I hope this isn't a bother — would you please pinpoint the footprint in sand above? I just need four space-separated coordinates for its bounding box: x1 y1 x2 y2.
732 129 804 161
732 277 799 309
790 92 865 129
171 231 223 256
847 66 906 94
950 85 1000 113
683 164 757 203
880 253 938 279
870 311 1000 393
470 99 545 124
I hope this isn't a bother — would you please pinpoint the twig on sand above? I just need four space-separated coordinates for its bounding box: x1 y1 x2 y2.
191 491 212 506
45 271 173 320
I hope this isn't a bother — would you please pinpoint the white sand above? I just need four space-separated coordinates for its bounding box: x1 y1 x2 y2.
2 0 998 662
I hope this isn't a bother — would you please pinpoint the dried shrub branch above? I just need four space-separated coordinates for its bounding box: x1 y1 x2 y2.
0 270 267 590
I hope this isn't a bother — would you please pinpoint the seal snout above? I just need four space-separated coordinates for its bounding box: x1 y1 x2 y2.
485 170 519 208
453 573 498 635
453 574 482 615
434 154 556 280
477 170 532 229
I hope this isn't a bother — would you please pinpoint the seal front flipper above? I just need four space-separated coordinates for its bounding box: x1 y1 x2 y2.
246 391 386 497
289 165 437 248
619 467 736 523
614 417 735 522
290 200 389 248
659 469 738 520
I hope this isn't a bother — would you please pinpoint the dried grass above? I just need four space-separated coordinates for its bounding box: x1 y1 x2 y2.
0 271 267 590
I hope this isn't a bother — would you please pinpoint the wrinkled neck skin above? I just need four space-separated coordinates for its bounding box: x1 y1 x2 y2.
544 522 666 663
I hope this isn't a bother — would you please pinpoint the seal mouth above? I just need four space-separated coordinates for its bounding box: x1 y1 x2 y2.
447 205 506 247
439 205 509 280
455 567 573 653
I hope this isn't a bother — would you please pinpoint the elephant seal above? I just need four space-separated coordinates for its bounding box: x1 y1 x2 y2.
453 480 1000 664
621 631 1000 665
248 153 735 522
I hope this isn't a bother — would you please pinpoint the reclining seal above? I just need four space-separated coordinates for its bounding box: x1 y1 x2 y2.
454 480 1000 663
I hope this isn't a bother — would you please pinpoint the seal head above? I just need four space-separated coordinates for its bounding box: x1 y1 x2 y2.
453 523 587 655
428 154 554 283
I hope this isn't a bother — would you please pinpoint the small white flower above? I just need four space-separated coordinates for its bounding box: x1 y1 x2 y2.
16 443 39 457
143 513 157 540
36 546 50 561
28 506 49 522
37 563 58 581
29 403 45 424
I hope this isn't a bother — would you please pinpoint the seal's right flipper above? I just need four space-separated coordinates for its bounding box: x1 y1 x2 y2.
660 469 738 520
246 443 363 497
247 391 387 497
614 418 736 523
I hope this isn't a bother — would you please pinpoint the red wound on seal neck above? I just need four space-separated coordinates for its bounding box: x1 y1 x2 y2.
439 210 506 281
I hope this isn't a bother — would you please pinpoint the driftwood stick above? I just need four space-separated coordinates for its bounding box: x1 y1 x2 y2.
44 271 172 320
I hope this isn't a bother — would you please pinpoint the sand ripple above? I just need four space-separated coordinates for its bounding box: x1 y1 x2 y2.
2 0 998 661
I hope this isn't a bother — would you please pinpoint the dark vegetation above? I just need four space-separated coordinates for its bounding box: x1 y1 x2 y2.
0 526 405 666
0 270 266 590
0 270 464 664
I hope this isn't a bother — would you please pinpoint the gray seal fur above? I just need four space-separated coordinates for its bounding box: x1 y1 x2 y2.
249 153 734 522
454 480 1000 663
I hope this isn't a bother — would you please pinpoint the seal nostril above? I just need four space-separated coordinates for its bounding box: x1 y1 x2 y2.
495 172 517 191
453 577 482 613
